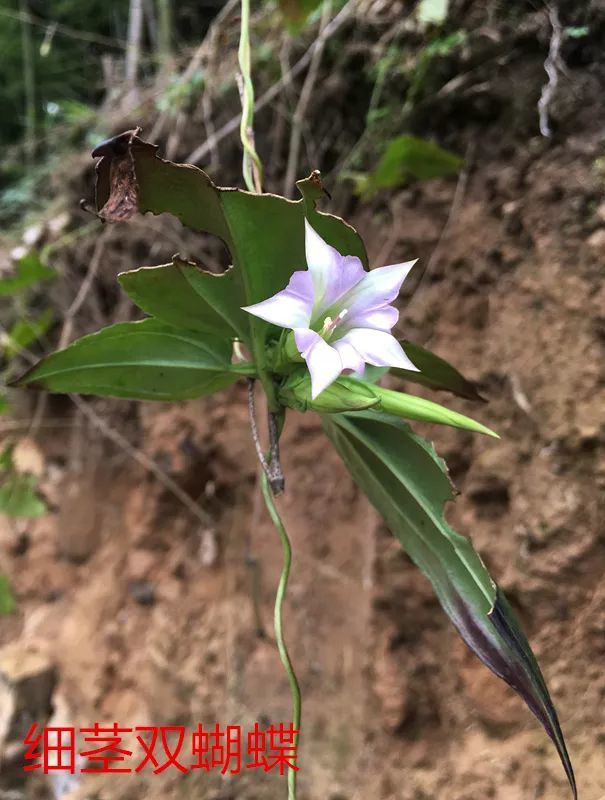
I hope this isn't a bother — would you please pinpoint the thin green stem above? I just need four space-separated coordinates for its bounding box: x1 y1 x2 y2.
261 471 301 800
237 8 299 796
238 0 279 410
238 0 263 193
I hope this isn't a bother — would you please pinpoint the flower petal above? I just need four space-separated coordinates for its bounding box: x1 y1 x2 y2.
343 304 399 333
333 339 366 376
304 221 365 314
318 255 366 316
294 327 343 398
342 260 417 317
243 270 314 328
338 328 420 371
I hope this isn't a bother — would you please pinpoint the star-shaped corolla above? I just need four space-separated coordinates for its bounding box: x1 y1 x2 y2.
243 220 419 398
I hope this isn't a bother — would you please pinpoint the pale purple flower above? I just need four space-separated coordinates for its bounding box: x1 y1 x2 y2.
243 220 419 398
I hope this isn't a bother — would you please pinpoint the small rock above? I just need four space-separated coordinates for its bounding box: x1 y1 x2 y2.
596 202 605 223
587 228 605 251
502 201 523 235
0 643 57 747
128 580 156 607
577 424 600 443
13 438 45 478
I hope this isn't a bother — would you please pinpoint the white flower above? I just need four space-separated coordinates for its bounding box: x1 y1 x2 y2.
243 220 419 398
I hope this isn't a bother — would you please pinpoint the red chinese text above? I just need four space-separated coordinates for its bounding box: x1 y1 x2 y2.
23 723 299 776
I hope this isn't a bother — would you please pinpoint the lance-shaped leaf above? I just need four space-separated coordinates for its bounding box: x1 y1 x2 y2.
322 412 576 799
13 319 252 401
394 340 486 402
93 132 367 357
118 257 249 340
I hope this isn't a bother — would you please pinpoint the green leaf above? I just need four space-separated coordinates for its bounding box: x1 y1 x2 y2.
0 253 55 296
13 319 251 401
393 340 486 402
0 396 9 415
4 309 54 359
0 473 46 518
358 135 462 197
323 412 576 799
118 258 249 340
416 0 449 25
94 133 367 369
0 576 16 615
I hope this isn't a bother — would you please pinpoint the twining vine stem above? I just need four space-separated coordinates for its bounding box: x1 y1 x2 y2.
238 0 263 192
238 3 300 799
260 471 302 800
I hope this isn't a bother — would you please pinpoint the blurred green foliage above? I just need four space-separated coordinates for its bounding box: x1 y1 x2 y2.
352 134 462 197
0 250 56 412
0 0 124 150
0 444 46 519
155 68 205 115
0 252 55 296
276 0 324 32
5 308 54 359
0 575 16 615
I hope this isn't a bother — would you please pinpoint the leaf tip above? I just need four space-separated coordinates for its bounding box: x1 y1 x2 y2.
489 588 578 800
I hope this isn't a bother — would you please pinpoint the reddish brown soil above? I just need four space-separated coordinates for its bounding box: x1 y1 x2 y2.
1 10 605 800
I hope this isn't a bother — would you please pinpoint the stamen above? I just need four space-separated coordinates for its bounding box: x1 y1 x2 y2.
320 308 348 338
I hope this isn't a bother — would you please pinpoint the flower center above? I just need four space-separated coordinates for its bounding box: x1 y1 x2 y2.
319 308 348 341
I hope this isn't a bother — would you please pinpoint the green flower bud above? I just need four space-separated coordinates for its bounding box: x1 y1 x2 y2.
370 384 499 438
278 370 380 413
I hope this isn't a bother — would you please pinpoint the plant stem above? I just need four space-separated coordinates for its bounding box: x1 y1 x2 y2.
237 0 279 411
237 9 300 797
247 378 285 495
238 0 263 192
261 471 301 800
156 0 172 69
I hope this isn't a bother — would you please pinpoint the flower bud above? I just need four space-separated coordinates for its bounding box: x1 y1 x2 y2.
370 384 499 437
278 370 379 413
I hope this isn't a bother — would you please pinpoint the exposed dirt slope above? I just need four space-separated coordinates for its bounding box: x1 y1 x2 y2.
1 5 604 800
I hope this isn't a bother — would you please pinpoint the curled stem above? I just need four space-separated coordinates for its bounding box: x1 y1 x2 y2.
238 0 263 192
260 471 301 800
